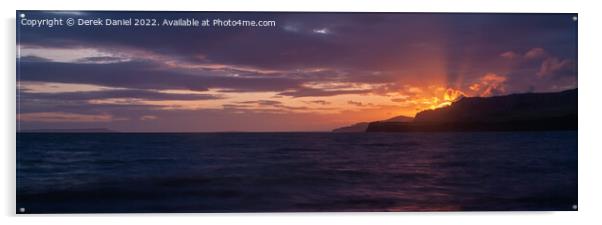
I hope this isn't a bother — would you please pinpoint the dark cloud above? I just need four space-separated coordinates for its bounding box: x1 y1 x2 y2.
390 98 408 103
19 61 302 92
347 100 364 106
76 56 129 64
238 100 282 106
233 100 319 111
278 88 371 98
304 100 330 105
18 12 577 74
18 55 51 62
17 97 162 114
19 89 222 101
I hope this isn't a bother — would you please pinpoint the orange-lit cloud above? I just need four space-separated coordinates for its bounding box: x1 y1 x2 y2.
18 112 118 122
468 73 508 97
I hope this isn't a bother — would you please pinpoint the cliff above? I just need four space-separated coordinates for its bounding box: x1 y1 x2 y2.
333 115 413 132
367 89 577 132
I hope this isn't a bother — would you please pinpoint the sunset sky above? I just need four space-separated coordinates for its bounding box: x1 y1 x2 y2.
17 12 577 132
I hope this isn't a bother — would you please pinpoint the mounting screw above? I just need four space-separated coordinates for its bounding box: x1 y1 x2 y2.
19 207 25 213
20 13 25 18
572 204 578 210
572 16 577 21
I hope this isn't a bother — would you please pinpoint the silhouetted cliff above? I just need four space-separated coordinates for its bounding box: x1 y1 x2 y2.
332 122 371 132
333 115 413 132
367 89 577 132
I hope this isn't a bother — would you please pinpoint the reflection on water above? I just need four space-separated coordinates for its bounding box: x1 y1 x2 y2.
17 132 577 213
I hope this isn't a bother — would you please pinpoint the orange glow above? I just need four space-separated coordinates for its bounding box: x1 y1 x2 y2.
425 88 464 110
443 88 464 102
430 101 452 110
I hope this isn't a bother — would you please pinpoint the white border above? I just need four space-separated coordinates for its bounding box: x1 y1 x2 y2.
3 0 601 224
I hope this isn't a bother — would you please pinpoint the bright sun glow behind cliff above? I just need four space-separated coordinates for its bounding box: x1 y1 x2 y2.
429 88 465 110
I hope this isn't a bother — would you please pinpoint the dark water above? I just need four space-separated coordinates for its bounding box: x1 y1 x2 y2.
16 132 577 213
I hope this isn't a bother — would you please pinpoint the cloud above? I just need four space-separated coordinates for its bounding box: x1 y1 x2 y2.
283 24 300 32
469 73 508 97
499 48 546 61
19 89 222 101
140 115 158 121
537 57 574 77
500 51 519 59
391 97 409 102
524 48 546 60
18 55 52 62
76 56 131 64
19 46 129 63
278 88 371 98
312 28 330 34
495 47 576 93
347 100 364 106
234 99 332 112
238 100 282 106
304 100 330 105
18 112 117 122
19 61 302 92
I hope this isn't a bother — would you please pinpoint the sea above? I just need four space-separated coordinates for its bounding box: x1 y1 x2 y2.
16 131 578 213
